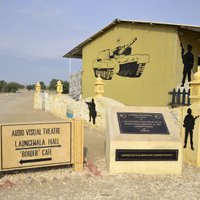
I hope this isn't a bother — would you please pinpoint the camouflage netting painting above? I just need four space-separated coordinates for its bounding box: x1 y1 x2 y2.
69 71 82 100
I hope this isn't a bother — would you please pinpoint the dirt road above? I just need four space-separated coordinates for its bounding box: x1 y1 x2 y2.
0 91 63 123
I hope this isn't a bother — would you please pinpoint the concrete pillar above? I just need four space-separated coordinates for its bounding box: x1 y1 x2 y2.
34 82 42 109
94 75 104 97
56 80 63 95
190 66 200 104
35 82 41 93
73 119 84 171
182 66 200 166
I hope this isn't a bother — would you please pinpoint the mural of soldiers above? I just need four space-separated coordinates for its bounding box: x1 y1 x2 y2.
181 44 194 87
183 108 199 150
86 98 97 125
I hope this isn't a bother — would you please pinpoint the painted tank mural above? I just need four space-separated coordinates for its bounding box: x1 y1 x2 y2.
93 37 150 80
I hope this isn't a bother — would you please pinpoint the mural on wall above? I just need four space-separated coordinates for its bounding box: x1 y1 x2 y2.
181 43 194 87
85 98 97 125
93 37 150 80
183 108 199 150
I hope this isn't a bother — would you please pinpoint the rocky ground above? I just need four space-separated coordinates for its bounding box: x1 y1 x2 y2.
0 91 200 200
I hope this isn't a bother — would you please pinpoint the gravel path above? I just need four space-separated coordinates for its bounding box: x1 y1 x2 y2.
0 92 200 200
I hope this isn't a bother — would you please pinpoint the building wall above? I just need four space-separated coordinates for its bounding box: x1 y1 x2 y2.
81 23 189 106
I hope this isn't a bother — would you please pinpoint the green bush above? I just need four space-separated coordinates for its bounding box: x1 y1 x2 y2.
0 80 25 93
48 79 59 91
26 84 35 90
48 79 69 94
63 81 69 94
4 82 24 93
0 80 7 92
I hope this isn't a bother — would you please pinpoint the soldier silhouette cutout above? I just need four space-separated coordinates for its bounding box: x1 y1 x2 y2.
181 44 194 87
86 98 97 125
183 108 199 150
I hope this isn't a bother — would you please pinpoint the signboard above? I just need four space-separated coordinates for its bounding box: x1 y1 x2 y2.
117 112 169 134
116 149 178 161
0 122 72 171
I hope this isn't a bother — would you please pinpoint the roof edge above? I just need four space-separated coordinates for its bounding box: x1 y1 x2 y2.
63 18 200 59
63 19 120 58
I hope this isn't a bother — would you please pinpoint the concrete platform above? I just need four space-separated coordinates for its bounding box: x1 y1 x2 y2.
106 106 182 174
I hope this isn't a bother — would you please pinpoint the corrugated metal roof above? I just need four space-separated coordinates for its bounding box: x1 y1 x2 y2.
63 18 200 59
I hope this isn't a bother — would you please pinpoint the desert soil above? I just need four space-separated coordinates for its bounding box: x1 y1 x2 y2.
0 91 200 200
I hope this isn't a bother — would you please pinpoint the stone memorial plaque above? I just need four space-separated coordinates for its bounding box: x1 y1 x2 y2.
117 112 169 134
106 106 182 174
116 149 178 161
0 122 72 170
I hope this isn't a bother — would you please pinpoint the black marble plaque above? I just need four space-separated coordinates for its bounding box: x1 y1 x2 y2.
116 149 178 161
117 112 169 134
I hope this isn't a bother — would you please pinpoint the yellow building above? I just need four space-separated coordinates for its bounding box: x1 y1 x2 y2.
64 19 200 106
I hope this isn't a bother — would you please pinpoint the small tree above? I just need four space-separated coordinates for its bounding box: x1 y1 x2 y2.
26 84 35 91
48 79 69 94
40 81 46 90
48 79 59 91
0 80 7 92
4 82 24 93
63 81 69 94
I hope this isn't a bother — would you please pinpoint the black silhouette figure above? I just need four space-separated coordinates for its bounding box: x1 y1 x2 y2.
183 108 199 150
181 44 194 87
86 98 97 125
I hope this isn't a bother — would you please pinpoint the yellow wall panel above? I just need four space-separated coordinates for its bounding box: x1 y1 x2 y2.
81 23 199 106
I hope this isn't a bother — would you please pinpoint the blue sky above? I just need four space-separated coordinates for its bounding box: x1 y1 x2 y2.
1 0 200 85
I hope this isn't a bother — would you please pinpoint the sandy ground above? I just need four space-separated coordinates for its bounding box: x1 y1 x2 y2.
0 92 200 200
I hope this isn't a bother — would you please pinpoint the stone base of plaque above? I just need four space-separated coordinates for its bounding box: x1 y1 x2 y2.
106 106 182 174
